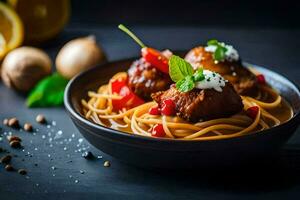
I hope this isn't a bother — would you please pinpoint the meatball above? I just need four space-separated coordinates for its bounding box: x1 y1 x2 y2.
128 58 172 100
152 83 243 123
185 46 258 96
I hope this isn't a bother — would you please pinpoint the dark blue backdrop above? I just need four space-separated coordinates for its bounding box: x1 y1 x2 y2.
70 0 300 28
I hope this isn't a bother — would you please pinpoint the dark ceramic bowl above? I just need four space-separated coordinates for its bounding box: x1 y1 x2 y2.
64 58 300 168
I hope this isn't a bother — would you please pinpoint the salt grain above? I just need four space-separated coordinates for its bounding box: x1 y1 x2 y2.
54 130 63 140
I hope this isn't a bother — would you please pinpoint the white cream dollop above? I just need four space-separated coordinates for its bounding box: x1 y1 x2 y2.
195 70 227 92
205 43 239 62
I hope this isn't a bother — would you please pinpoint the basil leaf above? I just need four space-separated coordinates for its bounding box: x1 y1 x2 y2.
207 39 219 46
176 76 195 92
213 47 226 61
193 68 205 82
26 73 69 108
169 55 194 82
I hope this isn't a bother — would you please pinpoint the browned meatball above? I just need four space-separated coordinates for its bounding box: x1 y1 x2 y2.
152 83 243 123
128 58 172 100
185 46 258 96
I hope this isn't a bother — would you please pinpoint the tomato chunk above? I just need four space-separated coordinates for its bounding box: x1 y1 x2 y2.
149 106 161 115
151 124 166 137
246 106 259 119
141 47 169 74
161 99 176 116
111 77 144 111
256 74 266 84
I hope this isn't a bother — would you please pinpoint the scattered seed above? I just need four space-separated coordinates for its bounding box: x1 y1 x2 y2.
82 151 94 160
18 169 27 175
24 123 33 132
3 118 9 126
10 140 21 148
8 118 19 128
75 180 79 183
80 170 85 174
7 135 21 142
36 114 46 124
5 164 14 171
103 161 110 167
0 155 12 164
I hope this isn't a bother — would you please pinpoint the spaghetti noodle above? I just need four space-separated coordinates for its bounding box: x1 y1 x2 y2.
81 72 293 140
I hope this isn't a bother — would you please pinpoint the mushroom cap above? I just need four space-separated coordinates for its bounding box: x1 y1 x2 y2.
1 46 52 92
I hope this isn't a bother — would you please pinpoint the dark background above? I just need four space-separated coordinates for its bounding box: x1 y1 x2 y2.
70 0 300 28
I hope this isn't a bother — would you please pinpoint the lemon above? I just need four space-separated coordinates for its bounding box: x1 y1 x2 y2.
0 1 24 60
8 0 70 44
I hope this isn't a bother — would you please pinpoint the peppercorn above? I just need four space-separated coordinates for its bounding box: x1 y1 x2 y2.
5 164 14 171
18 169 27 175
24 123 33 132
36 114 46 124
0 155 12 164
8 117 19 128
10 140 21 148
7 135 22 142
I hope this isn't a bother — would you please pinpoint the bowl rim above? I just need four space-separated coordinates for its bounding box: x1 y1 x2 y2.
64 57 300 143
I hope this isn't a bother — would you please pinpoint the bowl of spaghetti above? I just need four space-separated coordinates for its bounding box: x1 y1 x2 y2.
64 26 300 168
64 58 300 168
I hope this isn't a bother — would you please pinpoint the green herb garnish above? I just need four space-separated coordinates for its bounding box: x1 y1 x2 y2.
176 76 195 92
169 55 194 82
169 55 205 92
207 39 228 61
193 68 205 82
26 73 69 107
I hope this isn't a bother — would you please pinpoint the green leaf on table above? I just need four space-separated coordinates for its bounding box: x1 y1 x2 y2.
176 75 195 92
169 55 194 82
26 73 69 108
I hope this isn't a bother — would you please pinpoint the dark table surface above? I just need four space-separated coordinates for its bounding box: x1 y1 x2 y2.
1 25 300 200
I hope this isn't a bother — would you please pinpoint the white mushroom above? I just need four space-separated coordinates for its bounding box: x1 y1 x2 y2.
1 46 52 92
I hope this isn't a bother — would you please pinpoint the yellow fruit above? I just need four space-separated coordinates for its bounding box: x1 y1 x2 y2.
0 1 24 60
8 0 70 44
